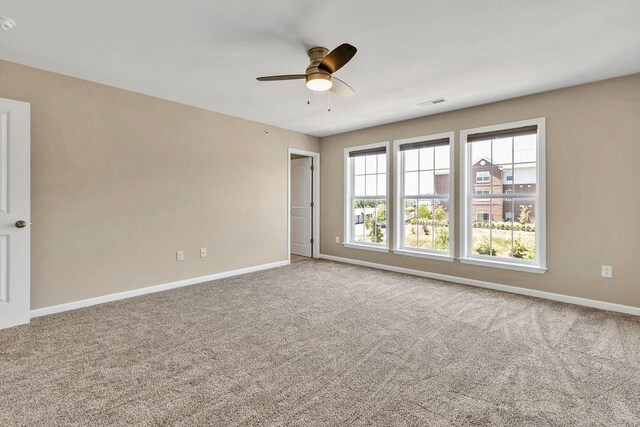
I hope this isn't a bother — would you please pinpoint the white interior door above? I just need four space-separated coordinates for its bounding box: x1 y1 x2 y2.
0 98 30 330
290 157 312 257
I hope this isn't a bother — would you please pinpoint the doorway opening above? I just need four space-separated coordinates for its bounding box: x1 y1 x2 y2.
288 148 320 263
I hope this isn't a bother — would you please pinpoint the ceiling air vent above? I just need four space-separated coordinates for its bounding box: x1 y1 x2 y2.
418 98 445 107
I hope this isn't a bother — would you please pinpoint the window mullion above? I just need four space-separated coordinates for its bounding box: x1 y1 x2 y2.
489 140 494 256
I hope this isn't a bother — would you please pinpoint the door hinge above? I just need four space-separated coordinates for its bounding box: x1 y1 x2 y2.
310 201 314 208
310 238 314 244
310 165 315 171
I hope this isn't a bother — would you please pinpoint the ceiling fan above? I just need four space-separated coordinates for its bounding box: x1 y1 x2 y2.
256 43 357 97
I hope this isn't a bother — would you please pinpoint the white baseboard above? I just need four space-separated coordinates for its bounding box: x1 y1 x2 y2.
318 254 640 316
31 260 289 318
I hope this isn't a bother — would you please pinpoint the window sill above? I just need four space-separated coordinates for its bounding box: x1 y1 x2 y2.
392 249 455 262
343 243 389 253
459 257 547 274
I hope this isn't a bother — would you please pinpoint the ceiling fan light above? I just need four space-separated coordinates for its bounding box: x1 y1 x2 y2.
306 74 333 92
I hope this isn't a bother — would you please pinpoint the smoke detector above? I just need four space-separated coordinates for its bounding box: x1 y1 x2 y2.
0 17 16 31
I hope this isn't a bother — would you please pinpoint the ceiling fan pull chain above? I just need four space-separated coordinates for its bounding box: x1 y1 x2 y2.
307 89 311 105
328 90 331 112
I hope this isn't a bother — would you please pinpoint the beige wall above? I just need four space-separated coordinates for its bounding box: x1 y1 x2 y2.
0 60 319 310
320 73 640 308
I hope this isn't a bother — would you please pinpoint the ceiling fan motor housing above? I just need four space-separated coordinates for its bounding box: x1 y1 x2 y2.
306 47 332 85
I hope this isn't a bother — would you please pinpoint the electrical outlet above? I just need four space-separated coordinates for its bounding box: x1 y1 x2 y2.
176 251 184 261
601 265 613 279
335 236 340 244
200 248 207 258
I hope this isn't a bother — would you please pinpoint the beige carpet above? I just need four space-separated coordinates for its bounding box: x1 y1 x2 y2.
1 259 639 426
290 254 309 263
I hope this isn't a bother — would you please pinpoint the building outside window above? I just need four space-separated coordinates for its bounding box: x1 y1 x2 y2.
476 170 490 183
504 169 513 182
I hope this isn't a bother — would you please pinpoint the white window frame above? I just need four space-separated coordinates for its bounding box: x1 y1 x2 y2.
392 132 455 261
476 212 490 222
460 118 546 274
476 171 491 183
343 141 390 253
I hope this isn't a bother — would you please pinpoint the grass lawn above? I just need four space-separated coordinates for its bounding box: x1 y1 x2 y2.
472 228 535 258
354 223 387 244
354 222 534 260
403 224 449 250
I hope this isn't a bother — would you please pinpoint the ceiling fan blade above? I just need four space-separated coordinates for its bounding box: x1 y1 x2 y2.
318 43 357 74
330 77 354 97
256 74 306 81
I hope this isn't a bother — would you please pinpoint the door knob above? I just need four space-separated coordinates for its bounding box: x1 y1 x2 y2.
15 220 27 228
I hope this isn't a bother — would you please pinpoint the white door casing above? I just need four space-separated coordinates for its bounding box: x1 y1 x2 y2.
290 157 312 257
0 98 30 330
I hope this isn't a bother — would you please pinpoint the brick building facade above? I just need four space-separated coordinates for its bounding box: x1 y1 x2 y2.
470 159 536 223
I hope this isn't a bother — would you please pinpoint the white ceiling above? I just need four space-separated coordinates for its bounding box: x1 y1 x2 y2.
1 0 639 137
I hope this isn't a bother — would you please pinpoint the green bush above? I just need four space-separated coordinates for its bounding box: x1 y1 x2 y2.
435 229 449 250
518 205 531 225
365 203 386 243
433 205 447 221
475 237 495 256
511 237 535 260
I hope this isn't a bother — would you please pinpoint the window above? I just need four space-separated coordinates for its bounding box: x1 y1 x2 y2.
461 118 546 273
504 169 513 182
505 188 513 201
393 133 454 259
476 171 490 183
344 142 389 251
